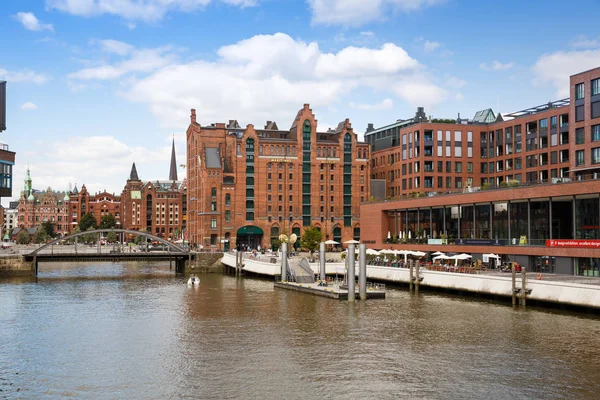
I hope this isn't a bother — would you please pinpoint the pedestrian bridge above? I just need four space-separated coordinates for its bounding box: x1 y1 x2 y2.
23 229 190 275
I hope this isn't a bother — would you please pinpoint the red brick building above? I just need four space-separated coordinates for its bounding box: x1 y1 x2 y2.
121 160 187 240
186 104 370 250
17 140 187 240
361 67 600 276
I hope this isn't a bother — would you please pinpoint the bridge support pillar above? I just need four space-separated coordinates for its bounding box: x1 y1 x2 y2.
175 258 186 274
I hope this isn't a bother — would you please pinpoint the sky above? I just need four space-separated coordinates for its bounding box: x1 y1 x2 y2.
2 0 600 206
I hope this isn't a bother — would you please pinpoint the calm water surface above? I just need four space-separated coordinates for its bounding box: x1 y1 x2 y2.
1 262 600 399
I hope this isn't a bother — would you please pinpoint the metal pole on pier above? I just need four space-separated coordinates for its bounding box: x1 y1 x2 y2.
511 265 517 306
521 266 527 307
319 242 326 282
347 244 356 302
281 242 288 282
409 259 414 292
415 260 420 293
358 244 367 300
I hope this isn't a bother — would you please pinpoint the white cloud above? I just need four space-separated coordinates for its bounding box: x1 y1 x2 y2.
393 78 447 107
315 43 420 78
360 31 374 37
46 0 257 22
532 49 600 97
86 33 445 128
570 35 600 49
14 12 54 32
68 44 176 80
20 102 39 110
423 40 440 53
15 135 182 199
349 98 393 110
308 0 444 26
480 60 514 71
0 68 48 84
97 39 134 55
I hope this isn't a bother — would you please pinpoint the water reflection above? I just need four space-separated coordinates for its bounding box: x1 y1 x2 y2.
1 262 600 399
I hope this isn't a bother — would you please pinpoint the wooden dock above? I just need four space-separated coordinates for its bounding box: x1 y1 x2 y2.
274 281 386 300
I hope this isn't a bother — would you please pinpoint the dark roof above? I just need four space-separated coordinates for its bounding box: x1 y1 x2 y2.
265 121 279 130
227 120 241 129
129 163 140 181
169 139 178 181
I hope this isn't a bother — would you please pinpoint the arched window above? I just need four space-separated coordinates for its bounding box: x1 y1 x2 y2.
333 148 337 157
259 145 263 155
211 187 217 197
317 148 321 157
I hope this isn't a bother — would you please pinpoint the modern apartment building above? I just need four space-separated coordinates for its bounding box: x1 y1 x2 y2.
186 104 370 250
361 67 600 276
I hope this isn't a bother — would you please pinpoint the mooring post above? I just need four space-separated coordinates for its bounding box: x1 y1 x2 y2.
415 260 420 293
511 265 517 306
281 242 288 282
521 266 527 307
347 244 356 302
98 232 101 254
359 244 367 300
75 236 78 254
319 242 326 282
409 259 414 291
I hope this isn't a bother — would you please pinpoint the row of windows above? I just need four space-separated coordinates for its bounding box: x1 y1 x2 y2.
575 125 600 144
575 102 600 122
575 148 600 166
575 79 600 100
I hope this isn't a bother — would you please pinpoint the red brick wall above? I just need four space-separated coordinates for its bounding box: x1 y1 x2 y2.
186 104 370 249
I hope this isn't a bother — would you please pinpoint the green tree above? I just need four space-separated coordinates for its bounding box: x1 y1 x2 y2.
106 231 118 243
301 226 322 255
40 221 56 239
135 234 146 245
34 228 50 244
17 230 31 245
78 212 97 232
83 227 97 244
99 214 117 229
67 226 80 244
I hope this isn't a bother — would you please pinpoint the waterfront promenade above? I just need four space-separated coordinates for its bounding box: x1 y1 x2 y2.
221 252 600 310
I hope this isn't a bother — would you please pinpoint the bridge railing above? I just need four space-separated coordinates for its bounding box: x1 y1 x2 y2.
25 244 182 256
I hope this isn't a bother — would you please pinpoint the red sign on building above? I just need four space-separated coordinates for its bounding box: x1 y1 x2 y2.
546 239 600 248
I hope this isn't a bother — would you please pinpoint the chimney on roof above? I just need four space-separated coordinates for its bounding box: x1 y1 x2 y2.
191 109 196 124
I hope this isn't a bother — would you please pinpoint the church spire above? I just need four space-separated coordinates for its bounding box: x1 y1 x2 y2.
129 162 140 181
169 137 178 181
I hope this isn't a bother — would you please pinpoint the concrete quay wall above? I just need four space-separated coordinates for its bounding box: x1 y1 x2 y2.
0 256 34 277
221 254 600 310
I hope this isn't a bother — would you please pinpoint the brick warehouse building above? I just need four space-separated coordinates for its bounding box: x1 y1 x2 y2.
186 104 370 251
361 66 600 276
16 140 186 240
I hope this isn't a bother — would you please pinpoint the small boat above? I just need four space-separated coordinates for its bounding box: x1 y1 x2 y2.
187 275 201 286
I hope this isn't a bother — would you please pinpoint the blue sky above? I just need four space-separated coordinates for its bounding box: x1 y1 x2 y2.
2 0 600 205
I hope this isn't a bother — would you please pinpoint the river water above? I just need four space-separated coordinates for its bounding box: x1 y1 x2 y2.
1 262 600 399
